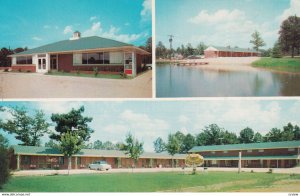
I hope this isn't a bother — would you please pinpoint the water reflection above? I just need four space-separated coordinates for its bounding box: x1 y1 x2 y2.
156 64 300 97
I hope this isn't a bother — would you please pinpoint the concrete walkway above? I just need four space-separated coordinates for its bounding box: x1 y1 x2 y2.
12 167 300 176
0 70 152 98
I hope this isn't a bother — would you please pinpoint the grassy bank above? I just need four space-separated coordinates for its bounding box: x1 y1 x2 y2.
252 57 300 73
2 172 300 192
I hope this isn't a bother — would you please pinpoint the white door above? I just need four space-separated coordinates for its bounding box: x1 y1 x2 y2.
37 57 47 73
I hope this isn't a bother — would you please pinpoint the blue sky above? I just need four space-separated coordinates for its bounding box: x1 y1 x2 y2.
0 0 151 49
156 0 300 49
1 100 300 151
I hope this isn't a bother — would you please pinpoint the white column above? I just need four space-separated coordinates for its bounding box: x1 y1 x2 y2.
238 151 242 173
132 52 136 77
46 53 50 71
17 154 20 170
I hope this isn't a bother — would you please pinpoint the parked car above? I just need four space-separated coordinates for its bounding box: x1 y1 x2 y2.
145 64 152 69
88 161 112 171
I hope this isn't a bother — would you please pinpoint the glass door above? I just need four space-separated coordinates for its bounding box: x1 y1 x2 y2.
37 57 47 72
124 53 132 75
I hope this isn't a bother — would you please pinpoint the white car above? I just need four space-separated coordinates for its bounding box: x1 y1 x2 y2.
88 161 112 171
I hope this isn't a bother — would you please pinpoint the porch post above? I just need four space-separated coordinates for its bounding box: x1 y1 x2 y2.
46 53 50 72
238 151 242 173
75 156 78 169
16 154 20 170
132 52 136 77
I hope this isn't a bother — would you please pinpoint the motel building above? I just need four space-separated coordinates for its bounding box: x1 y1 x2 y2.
9 31 150 77
10 145 186 170
189 140 300 168
204 46 260 58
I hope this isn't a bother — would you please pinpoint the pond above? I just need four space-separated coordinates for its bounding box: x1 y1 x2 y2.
156 64 300 97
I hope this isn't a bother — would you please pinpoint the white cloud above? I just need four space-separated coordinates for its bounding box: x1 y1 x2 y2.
279 0 300 22
82 22 142 43
32 36 42 41
90 16 97 21
141 0 152 21
178 115 190 124
43 25 51 29
189 9 245 24
124 22 130 26
36 101 83 114
63 25 73 34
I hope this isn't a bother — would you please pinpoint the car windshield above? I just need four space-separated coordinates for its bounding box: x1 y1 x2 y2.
99 161 107 164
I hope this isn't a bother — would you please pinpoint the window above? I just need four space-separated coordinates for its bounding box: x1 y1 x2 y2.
258 149 264 153
247 150 252 153
223 151 228 153
78 52 111 65
16 56 32 64
110 52 123 64
77 157 81 165
211 151 215 154
22 156 31 165
59 157 64 165
288 148 295 152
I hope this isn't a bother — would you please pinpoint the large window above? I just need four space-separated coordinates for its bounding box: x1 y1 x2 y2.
78 52 110 65
16 56 32 64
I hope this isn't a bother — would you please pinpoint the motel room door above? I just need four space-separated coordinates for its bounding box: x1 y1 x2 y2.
124 52 133 76
37 54 47 73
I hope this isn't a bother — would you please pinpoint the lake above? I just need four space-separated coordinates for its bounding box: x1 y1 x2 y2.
156 64 300 97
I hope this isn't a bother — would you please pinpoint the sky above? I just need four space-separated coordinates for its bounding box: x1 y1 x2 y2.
0 0 152 49
156 0 300 49
1 99 300 152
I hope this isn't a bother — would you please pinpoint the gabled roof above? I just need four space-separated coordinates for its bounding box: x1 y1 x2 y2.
12 145 186 159
11 36 149 56
204 46 259 53
189 140 300 153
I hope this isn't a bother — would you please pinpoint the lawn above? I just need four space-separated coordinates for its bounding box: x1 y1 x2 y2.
45 71 132 79
252 57 300 73
2 172 300 192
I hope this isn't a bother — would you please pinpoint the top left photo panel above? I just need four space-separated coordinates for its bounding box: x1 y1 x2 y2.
0 0 152 99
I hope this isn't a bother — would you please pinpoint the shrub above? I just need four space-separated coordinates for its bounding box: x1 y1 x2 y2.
267 168 273 174
251 170 254 173
0 147 10 189
26 70 31 73
4 69 9 72
76 69 80 75
120 72 127 78
93 67 99 77
48 70 52 74
18 68 22 72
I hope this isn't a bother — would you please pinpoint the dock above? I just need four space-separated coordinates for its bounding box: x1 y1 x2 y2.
176 61 209 66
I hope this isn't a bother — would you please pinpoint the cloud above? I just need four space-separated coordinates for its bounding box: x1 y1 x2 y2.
83 22 102 36
63 25 73 34
279 0 300 22
32 36 42 41
90 16 98 21
124 22 130 26
36 101 83 114
178 115 190 124
82 22 142 43
141 0 152 21
188 9 245 24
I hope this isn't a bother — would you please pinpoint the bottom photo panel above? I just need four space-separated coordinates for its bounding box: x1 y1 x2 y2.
0 99 300 193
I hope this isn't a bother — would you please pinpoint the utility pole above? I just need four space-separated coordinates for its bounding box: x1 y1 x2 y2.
168 35 174 60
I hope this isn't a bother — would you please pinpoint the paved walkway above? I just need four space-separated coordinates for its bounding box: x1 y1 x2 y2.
12 167 300 176
0 70 152 98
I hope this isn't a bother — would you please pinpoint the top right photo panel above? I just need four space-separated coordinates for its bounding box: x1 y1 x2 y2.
155 0 300 97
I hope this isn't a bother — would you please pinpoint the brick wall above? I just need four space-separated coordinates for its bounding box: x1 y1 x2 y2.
11 65 36 72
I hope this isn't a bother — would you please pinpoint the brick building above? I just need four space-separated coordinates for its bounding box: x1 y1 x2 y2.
189 141 300 168
10 145 185 170
9 31 150 77
204 46 260 58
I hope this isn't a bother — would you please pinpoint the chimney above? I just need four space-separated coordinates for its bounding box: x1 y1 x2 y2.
70 31 81 40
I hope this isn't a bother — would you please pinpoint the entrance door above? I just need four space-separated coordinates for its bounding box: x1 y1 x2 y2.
50 55 58 70
37 57 47 72
124 53 132 75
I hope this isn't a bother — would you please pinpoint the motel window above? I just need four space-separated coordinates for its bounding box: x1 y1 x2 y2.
258 149 264 153
288 148 295 151
247 150 252 153
77 157 81 165
80 52 111 65
212 160 217 164
110 52 123 64
16 56 32 64
223 151 228 153
73 53 82 65
22 156 31 165
59 157 64 165
211 151 215 154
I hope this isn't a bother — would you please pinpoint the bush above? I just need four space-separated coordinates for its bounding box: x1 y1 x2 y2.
76 69 80 75
26 70 31 73
4 69 9 72
120 72 127 78
267 168 273 174
0 147 10 189
93 67 99 77
18 68 22 72
48 70 53 74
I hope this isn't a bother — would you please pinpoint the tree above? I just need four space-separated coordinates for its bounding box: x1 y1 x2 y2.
153 137 166 153
156 41 167 59
59 131 83 175
140 37 152 54
239 127 255 143
0 47 14 67
282 123 294 141
196 42 207 55
223 131 239 144
200 124 226 145
174 131 185 153
265 128 282 142
0 134 10 189
166 134 180 168
93 140 103 149
185 154 204 175
102 141 115 150
0 107 49 146
50 106 93 145
271 42 282 58
186 43 194 56
294 125 300 140
253 132 263 143
181 134 195 153
279 15 300 58
44 139 58 148
124 133 144 169
250 30 266 52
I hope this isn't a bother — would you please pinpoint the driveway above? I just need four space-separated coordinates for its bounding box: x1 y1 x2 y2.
0 70 152 98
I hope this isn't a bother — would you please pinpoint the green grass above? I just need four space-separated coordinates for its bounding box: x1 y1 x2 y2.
45 71 132 79
1 172 299 192
252 57 300 73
